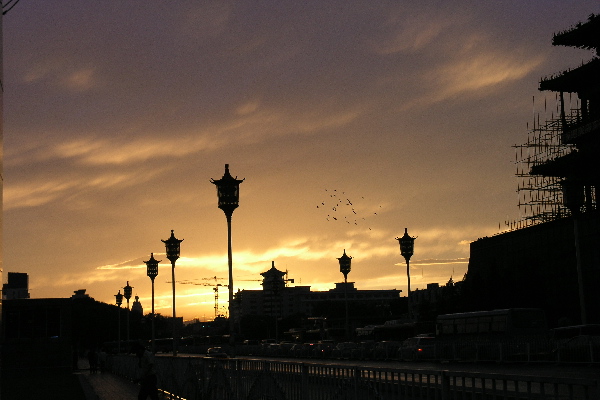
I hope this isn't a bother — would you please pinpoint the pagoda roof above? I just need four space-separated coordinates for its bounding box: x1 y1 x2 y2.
539 57 600 94
260 261 286 278
552 14 600 51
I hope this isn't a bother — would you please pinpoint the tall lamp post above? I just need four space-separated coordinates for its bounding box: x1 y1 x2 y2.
396 228 416 319
562 180 586 324
123 281 133 342
211 164 244 346
338 249 352 341
162 230 183 356
115 290 124 353
144 253 161 353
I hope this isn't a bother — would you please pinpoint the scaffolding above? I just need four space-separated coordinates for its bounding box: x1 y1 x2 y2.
513 95 578 226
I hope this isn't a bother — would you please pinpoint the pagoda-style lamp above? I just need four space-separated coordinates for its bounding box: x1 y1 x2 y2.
162 230 183 356
396 228 416 319
338 249 352 281
338 249 352 340
144 253 161 353
115 290 124 353
211 164 244 346
123 281 133 342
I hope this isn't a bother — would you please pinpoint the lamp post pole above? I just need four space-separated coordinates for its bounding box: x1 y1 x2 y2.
144 253 160 353
114 290 123 354
562 180 586 324
211 164 244 347
162 230 183 356
338 250 352 341
123 281 133 343
272 286 279 342
396 228 416 320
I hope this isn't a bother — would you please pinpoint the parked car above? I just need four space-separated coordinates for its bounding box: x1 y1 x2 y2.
291 343 315 358
314 340 335 358
399 336 435 361
206 347 229 358
332 342 357 359
554 335 600 363
241 340 261 356
373 341 401 360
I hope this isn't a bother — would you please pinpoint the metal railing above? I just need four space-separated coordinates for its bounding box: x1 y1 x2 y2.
108 355 599 400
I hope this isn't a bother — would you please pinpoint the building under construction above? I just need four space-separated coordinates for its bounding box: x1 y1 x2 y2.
466 14 600 326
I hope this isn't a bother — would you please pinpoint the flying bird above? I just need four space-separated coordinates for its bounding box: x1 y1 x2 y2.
317 188 383 232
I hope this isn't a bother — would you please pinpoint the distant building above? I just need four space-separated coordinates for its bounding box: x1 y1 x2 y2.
2 272 30 300
233 261 401 322
131 295 143 315
409 278 463 320
71 289 91 299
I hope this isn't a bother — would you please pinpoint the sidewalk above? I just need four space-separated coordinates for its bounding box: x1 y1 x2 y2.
76 371 140 400
75 358 140 400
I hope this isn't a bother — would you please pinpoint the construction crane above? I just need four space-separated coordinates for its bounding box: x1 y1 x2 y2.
202 276 227 318
284 270 295 286
166 277 227 319
168 271 296 319
212 283 227 319
172 277 261 319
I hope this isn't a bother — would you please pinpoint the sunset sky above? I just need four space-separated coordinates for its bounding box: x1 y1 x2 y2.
3 2 598 321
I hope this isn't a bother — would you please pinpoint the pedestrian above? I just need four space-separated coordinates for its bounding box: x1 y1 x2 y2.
72 346 79 371
133 342 159 400
98 347 107 373
88 348 98 374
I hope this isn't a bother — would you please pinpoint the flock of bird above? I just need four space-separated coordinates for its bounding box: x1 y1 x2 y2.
316 189 382 230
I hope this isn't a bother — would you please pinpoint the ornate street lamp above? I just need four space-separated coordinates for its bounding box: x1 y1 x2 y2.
115 290 124 353
338 249 352 281
144 253 161 353
396 228 416 319
338 250 352 340
211 164 244 346
162 229 183 356
123 281 133 342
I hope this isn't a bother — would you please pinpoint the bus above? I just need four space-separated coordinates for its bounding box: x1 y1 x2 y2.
369 320 434 342
550 324 600 341
435 309 547 339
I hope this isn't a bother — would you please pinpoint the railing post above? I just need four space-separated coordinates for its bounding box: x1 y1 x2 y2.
354 367 360 400
440 370 450 400
593 378 600 400
301 363 309 400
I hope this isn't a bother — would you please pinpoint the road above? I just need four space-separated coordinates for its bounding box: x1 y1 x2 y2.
174 352 600 380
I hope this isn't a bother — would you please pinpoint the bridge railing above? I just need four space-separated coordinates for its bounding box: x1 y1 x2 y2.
109 355 599 400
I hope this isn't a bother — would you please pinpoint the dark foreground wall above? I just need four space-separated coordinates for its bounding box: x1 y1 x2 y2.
1 298 73 373
465 211 600 326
